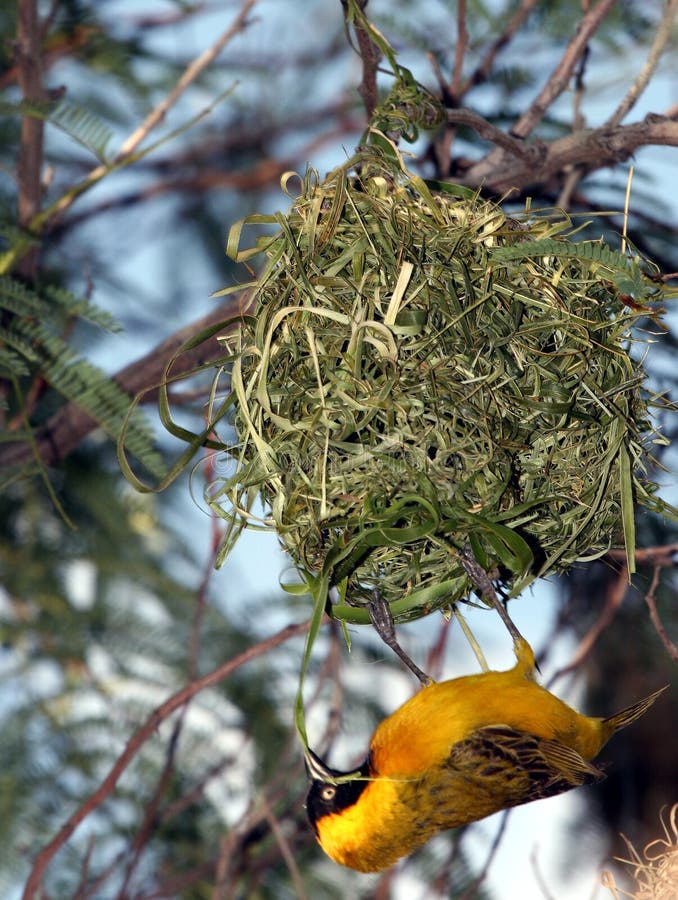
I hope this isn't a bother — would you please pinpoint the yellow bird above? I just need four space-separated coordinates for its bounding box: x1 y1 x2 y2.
305 638 667 873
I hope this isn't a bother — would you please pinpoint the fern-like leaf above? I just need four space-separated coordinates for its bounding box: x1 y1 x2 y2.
490 238 660 299
0 98 113 163
49 99 114 163
1 276 165 478
43 284 122 331
0 347 29 378
491 238 637 273
0 277 120 332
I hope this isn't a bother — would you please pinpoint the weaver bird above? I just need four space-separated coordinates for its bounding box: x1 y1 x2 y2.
305 638 667 872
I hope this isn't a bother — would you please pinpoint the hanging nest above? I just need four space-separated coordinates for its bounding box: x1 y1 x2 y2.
211 136 669 624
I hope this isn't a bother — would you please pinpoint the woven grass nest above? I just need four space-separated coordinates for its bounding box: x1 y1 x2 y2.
214 137 666 624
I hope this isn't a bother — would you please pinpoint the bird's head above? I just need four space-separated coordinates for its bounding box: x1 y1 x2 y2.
304 748 371 833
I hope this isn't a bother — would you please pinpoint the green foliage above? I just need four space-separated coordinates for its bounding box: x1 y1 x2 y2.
47 97 115 162
0 275 165 485
0 98 114 163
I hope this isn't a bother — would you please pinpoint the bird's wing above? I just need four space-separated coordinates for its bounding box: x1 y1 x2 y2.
447 724 605 804
387 725 607 832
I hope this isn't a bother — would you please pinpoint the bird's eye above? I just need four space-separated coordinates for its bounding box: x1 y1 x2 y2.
321 785 336 801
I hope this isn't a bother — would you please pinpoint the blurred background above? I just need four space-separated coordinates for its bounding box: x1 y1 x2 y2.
1 1 676 897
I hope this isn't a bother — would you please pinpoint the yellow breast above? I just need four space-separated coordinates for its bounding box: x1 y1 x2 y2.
314 776 439 872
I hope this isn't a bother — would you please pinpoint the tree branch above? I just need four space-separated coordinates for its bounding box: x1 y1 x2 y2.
22 619 310 900
468 0 618 184
450 0 468 99
458 114 678 195
606 0 678 128
344 0 382 119
15 0 47 281
0 291 251 472
116 0 258 166
511 0 618 140
23 0 258 243
459 0 540 96
546 566 628 689
644 565 678 665
446 108 539 160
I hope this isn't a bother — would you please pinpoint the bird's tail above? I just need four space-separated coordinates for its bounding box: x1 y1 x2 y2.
603 684 669 737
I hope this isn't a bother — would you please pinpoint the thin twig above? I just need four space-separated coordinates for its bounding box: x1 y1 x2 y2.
260 796 309 900
161 757 232 826
644 565 678 665
221 800 315 899
120 0 257 163
33 0 258 229
510 0 618 140
425 610 453 680
52 111 355 234
466 0 619 187
430 833 461 895
21 619 310 900
212 785 309 900
85 757 233 897
606 0 678 128
432 1 532 184
345 1 382 119
144 860 214 899
530 845 558 900
115 531 222 899
556 33 590 209
428 50 447 96
71 835 96 900
606 543 678 566
446 107 540 160
450 0 468 99
556 166 585 210
460 0 540 96
458 810 511 899
115 720 185 899
546 567 628 689
374 864 397 898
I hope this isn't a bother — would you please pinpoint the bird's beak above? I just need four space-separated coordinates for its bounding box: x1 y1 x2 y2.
304 747 337 782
